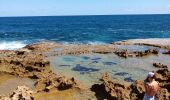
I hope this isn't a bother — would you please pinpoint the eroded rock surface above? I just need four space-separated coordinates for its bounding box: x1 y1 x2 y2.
153 63 168 68
114 49 158 58
0 43 81 94
91 73 130 100
91 69 170 100
0 86 34 100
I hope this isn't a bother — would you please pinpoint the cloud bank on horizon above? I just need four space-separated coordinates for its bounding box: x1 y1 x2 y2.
0 0 170 16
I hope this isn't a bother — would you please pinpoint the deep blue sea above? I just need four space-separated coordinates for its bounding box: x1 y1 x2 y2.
0 14 170 49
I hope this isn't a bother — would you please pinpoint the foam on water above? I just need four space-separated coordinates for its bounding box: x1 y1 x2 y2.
0 41 27 50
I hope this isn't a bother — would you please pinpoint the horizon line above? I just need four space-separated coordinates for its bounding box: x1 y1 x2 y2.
0 13 170 18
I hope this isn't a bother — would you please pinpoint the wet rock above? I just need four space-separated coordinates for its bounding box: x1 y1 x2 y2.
135 49 159 57
114 50 128 58
153 63 168 68
162 50 170 55
114 48 159 58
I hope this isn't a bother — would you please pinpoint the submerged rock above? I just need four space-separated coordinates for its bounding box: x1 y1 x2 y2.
72 64 100 74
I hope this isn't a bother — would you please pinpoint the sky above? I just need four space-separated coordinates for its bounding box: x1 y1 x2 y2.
0 0 170 16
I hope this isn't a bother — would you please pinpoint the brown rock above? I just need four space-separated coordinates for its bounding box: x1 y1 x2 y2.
153 63 168 68
0 86 35 100
155 69 170 83
130 80 145 99
91 73 130 100
155 88 170 100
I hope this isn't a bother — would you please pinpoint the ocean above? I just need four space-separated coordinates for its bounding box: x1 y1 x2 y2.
0 14 170 50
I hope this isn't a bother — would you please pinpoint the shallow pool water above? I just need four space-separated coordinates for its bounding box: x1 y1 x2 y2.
48 46 170 87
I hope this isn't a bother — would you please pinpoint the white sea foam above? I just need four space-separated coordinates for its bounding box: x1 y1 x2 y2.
86 41 107 45
0 41 27 50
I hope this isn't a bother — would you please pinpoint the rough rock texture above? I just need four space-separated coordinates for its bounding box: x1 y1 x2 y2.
155 69 170 83
91 73 130 100
92 69 170 100
155 88 169 100
0 43 81 93
130 80 145 100
0 86 34 100
0 42 170 99
155 69 170 92
114 49 158 58
153 63 168 68
34 71 80 92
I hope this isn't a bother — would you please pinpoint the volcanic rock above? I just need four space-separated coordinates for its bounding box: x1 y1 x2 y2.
91 73 130 100
130 80 145 99
153 63 168 68
0 86 35 100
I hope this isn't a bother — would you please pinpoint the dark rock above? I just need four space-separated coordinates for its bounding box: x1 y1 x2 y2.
153 63 168 68
130 80 145 99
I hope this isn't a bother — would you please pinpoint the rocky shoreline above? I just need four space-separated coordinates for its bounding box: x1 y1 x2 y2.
0 39 169 100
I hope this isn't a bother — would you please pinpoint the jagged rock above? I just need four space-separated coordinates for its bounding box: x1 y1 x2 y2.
135 49 158 57
155 68 170 95
130 80 145 99
153 63 168 68
35 74 79 92
0 86 35 100
114 50 128 58
91 73 130 100
155 88 170 100
155 69 170 83
114 49 159 58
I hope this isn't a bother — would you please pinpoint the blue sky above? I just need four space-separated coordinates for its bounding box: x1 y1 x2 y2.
0 0 170 16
